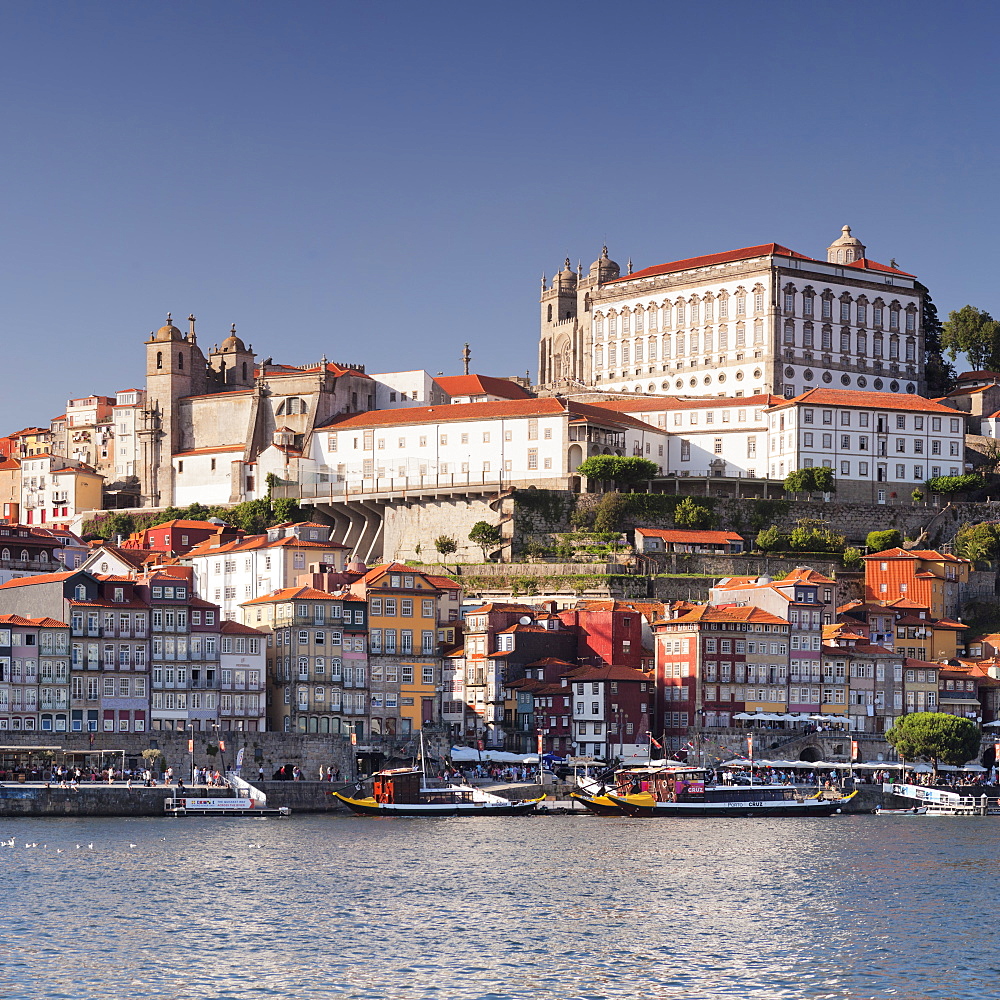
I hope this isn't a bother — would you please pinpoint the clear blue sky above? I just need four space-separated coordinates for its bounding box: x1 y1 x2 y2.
1 1 996 432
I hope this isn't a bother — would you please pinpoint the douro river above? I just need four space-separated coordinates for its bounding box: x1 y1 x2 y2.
1 813 995 998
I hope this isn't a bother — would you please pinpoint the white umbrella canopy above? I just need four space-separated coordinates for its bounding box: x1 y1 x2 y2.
984 720 1000 728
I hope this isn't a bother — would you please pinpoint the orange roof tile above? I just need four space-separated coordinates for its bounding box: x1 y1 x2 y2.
241 586 343 606
636 528 743 543
604 243 814 283
435 375 533 400
767 388 959 414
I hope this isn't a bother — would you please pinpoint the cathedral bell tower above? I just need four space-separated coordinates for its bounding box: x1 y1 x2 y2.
209 324 257 387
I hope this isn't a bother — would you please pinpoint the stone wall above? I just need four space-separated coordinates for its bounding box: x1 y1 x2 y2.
0 730 357 782
381 496 500 563
509 489 1000 547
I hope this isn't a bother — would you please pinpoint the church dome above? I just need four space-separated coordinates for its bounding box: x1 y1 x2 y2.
826 225 866 263
152 313 184 342
589 246 620 281
220 324 247 352
555 257 577 286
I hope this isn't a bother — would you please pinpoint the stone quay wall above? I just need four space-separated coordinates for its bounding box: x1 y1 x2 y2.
0 731 357 783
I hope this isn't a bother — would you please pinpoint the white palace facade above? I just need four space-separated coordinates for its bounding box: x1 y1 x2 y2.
538 226 926 401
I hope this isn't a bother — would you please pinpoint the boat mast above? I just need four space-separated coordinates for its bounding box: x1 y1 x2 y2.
419 729 428 785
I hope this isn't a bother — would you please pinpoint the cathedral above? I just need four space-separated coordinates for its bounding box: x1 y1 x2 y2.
139 314 372 508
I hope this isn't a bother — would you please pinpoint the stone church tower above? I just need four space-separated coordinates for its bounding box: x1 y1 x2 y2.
538 247 620 386
139 313 256 506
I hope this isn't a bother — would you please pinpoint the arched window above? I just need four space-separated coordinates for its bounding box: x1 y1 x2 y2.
547 304 552 322
156 351 163 370
242 362 248 380
20 550 28 561
177 352 184 370
74 584 87 600
1 548 9 560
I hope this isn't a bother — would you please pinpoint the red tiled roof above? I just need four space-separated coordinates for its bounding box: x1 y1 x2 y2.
635 528 743 543
435 375 533 400
172 445 245 457
586 393 778 414
863 547 968 563
317 398 662 434
662 605 789 627
560 663 651 682
604 244 814 283
844 257 915 277
0 614 69 627
220 620 267 635
767 388 959 414
241 586 343 606
0 571 76 589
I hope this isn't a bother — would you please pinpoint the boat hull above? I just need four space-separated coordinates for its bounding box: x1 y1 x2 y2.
569 791 622 816
333 792 544 817
606 791 851 817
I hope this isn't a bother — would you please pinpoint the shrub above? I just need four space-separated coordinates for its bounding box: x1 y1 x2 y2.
755 525 784 552
673 497 717 529
926 473 986 494
866 529 903 553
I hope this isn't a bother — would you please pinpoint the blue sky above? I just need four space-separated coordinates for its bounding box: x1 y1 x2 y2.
1 1 996 431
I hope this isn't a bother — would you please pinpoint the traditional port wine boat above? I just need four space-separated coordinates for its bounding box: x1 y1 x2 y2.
575 766 853 817
334 768 545 817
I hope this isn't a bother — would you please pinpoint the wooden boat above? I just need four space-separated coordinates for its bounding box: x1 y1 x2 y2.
602 766 855 817
334 768 545 817
570 775 630 815
874 806 928 815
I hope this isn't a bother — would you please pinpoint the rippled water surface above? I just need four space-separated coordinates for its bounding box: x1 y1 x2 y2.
1 812 997 999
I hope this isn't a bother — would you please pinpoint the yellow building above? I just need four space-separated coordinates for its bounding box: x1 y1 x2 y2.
18 454 103 528
349 562 447 736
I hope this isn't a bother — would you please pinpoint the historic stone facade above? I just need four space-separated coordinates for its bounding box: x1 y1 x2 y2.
539 227 927 401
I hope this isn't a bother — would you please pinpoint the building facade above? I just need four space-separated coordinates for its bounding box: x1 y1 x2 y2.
540 227 927 400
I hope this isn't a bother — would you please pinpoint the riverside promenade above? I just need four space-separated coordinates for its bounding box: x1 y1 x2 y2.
0 778 885 817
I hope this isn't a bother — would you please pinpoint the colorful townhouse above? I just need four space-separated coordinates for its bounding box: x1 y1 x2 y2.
242 585 366 737
0 614 71 733
348 563 448 737
863 548 972 619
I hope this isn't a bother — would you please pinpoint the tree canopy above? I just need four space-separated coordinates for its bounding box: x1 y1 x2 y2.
866 529 903 553
434 535 458 559
941 305 1000 372
953 521 1000 567
576 455 659 485
885 712 982 770
468 521 502 560
672 496 717 530
784 466 836 495
917 283 957 395
926 473 985 495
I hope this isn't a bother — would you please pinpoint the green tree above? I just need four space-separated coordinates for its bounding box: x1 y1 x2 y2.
755 525 784 552
468 521 503 560
954 522 1000 566
434 535 458 561
886 712 982 775
672 496 717 529
784 467 836 495
927 473 985 495
917 284 958 395
612 457 659 486
811 466 836 493
842 546 863 569
593 492 628 532
271 497 303 524
576 456 622 484
866 529 903 553
942 305 1000 371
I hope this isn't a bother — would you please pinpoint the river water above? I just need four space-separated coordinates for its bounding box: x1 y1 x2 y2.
0 812 996 999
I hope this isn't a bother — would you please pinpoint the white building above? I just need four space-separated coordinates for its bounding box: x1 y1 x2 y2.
369 370 448 409
218 620 267 731
309 397 668 489
181 522 348 620
764 388 966 501
539 227 926 401
112 389 146 480
583 394 776 479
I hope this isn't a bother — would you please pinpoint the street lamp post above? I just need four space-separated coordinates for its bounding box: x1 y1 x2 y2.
188 722 196 785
